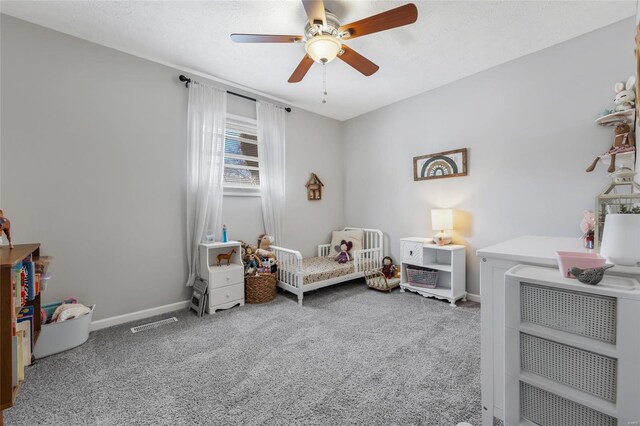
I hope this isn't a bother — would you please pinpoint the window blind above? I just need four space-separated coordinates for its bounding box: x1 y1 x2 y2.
224 115 260 191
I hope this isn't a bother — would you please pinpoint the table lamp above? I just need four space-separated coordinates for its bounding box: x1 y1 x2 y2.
432 209 453 246
600 213 640 266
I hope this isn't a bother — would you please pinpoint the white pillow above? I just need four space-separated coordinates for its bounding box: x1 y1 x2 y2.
329 229 364 258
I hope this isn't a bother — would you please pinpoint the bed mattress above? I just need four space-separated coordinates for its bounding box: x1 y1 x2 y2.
299 256 355 285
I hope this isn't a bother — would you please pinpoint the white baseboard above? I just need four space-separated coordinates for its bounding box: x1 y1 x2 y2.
89 291 480 332
90 300 190 332
466 292 481 303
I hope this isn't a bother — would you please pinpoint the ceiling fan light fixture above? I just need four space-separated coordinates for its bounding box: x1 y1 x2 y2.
305 35 342 63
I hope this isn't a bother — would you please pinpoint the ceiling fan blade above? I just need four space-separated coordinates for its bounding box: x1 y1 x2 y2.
337 45 379 77
230 34 304 43
288 55 315 83
339 3 418 40
302 0 327 27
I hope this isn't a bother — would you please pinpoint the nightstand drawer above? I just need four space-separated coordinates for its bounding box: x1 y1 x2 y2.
401 240 423 264
209 282 244 306
208 264 244 289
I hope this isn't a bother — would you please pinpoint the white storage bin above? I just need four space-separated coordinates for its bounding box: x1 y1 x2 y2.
34 304 95 358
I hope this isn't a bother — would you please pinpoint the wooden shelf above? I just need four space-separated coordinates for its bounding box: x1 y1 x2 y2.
0 244 40 268
1 243 41 416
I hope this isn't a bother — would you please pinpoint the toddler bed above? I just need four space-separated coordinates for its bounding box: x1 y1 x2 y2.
271 227 383 305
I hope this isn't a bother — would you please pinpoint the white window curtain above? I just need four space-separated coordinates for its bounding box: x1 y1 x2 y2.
185 83 227 286
257 101 286 246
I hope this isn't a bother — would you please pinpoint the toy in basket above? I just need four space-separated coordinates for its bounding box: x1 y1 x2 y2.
406 265 439 288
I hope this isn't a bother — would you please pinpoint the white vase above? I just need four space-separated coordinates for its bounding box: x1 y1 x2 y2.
600 213 640 266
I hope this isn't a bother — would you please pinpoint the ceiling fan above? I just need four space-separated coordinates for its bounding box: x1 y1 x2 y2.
230 1 418 83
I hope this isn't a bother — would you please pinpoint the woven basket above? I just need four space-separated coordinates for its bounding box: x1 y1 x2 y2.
245 273 277 304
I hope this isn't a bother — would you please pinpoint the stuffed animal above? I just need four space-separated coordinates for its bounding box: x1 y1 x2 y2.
614 77 636 112
335 240 353 263
243 245 262 275
381 256 396 279
0 210 13 249
586 122 635 173
256 234 277 259
260 257 278 274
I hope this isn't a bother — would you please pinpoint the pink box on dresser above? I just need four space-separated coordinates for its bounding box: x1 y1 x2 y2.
556 251 606 278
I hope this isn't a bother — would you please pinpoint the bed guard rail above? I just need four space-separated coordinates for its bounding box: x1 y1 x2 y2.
271 245 303 289
353 247 383 273
318 244 332 257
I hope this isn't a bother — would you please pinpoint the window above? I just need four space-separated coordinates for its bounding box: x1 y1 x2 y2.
224 114 260 195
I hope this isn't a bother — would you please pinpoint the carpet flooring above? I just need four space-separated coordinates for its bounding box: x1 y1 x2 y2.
5 280 481 426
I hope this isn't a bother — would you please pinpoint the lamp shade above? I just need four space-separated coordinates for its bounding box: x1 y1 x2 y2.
305 35 342 63
600 213 640 266
431 209 453 231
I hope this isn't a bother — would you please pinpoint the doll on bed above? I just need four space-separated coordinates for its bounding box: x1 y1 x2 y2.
335 240 353 264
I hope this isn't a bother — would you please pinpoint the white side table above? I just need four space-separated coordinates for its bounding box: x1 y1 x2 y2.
199 241 245 313
399 237 466 306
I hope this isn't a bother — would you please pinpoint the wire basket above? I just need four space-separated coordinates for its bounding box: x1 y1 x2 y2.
406 266 438 288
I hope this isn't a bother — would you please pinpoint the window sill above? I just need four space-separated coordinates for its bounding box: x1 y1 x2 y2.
224 190 261 198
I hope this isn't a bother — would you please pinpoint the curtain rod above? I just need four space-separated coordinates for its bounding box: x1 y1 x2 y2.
178 75 291 113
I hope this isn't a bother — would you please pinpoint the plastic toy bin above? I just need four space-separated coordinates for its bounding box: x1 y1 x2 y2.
33 302 95 359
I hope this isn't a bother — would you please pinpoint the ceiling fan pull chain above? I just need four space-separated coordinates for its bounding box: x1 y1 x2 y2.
322 61 327 104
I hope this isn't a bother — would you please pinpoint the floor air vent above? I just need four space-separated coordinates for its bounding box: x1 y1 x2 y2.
131 317 178 333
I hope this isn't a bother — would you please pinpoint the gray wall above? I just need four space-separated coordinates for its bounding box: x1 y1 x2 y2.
342 18 637 297
0 15 344 320
2 13 636 317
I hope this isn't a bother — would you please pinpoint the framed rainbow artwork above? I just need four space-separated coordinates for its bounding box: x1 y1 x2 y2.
413 148 467 181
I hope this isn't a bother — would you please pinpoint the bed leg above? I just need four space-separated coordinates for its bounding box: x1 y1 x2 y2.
298 294 303 306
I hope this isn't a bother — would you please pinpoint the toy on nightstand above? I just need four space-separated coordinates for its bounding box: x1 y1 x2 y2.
382 256 396 279
216 249 236 266
222 224 228 243
0 209 13 249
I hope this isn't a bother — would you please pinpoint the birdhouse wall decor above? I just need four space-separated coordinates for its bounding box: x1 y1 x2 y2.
305 173 324 201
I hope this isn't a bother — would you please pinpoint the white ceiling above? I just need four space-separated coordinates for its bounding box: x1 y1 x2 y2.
1 1 636 121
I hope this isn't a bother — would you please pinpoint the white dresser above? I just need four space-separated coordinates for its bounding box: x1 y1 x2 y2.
504 265 640 425
199 241 245 313
477 236 640 426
